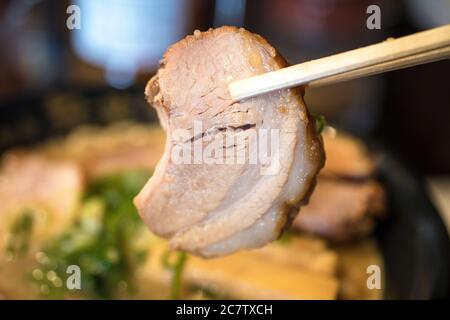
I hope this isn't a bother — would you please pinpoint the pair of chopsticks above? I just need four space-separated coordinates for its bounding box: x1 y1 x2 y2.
229 24 450 102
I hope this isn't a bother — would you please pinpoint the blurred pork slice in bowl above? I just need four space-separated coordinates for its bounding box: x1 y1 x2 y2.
292 129 386 242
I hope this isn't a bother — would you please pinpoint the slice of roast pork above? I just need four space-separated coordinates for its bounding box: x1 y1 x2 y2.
134 27 324 257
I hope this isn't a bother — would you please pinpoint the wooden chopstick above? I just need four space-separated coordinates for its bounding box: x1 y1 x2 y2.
228 24 450 101
308 45 450 88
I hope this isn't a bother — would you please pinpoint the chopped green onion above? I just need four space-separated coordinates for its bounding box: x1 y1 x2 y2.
162 251 188 300
6 209 34 259
276 230 294 245
32 170 151 299
314 115 327 134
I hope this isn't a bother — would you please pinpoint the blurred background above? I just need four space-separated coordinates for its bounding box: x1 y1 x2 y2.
0 0 449 174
